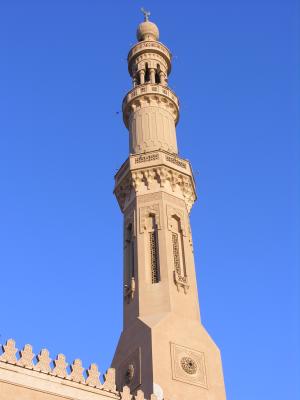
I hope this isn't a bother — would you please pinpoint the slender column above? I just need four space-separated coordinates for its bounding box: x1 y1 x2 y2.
159 71 167 86
149 68 155 83
139 70 145 84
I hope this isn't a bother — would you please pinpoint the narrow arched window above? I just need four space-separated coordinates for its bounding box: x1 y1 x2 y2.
145 63 150 83
149 214 160 283
171 216 187 279
155 64 161 84
125 223 135 285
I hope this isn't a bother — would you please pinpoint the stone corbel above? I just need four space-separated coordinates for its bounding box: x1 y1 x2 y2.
169 171 180 191
132 171 143 192
142 170 156 190
155 167 168 188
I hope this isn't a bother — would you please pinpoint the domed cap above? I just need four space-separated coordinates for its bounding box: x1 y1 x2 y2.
136 8 159 41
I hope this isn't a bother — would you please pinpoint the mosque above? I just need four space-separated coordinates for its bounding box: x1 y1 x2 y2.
0 13 226 400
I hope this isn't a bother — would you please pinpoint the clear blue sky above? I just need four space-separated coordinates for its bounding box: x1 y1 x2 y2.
0 1 299 398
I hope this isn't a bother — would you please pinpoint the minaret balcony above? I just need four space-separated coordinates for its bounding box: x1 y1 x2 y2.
127 40 172 74
122 83 179 129
114 149 197 213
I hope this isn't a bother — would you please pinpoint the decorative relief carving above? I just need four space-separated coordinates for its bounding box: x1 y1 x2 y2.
170 343 207 389
135 153 159 164
167 205 189 293
125 363 135 384
115 162 196 213
165 155 187 169
124 277 136 303
118 348 141 391
173 271 189 294
129 40 170 54
180 357 197 375
167 206 186 236
139 204 161 233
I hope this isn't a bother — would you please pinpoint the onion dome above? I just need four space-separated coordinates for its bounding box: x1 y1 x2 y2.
136 10 159 41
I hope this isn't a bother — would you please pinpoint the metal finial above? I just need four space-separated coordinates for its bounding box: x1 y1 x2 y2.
141 7 150 22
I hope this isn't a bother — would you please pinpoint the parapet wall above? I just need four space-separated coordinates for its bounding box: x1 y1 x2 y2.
0 339 157 400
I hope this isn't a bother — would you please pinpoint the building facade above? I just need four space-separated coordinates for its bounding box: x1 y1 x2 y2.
0 15 226 400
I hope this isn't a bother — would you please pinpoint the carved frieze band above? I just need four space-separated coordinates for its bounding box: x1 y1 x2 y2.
115 166 196 213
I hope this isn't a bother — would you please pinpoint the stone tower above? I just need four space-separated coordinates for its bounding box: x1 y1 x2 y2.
112 14 226 400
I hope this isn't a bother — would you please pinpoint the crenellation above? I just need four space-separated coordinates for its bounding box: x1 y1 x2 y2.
35 348 52 373
103 368 117 391
120 386 132 400
0 338 119 395
0 339 17 364
135 390 144 400
17 344 34 368
70 358 86 383
86 363 102 388
52 353 68 378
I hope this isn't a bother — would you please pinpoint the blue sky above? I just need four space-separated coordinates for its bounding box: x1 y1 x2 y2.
0 0 299 398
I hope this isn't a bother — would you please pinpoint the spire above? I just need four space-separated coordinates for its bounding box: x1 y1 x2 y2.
125 17 176 154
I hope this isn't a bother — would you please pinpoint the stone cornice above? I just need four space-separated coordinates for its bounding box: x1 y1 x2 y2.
114 151 197 213
127 41 172 74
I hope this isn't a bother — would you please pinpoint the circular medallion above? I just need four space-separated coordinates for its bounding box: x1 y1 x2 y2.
180 356 197 375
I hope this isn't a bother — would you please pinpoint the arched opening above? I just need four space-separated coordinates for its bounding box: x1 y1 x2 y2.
171 215 187 279
149 214 160 284
144 63 150 83
155 64 161 84
125 223 135 284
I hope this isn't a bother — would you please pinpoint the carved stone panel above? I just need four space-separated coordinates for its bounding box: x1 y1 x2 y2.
117 347 141 391
166 205 186 236
170 343 207 389
139 204 161 233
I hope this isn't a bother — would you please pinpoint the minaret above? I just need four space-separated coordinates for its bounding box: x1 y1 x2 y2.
112 12 226 400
